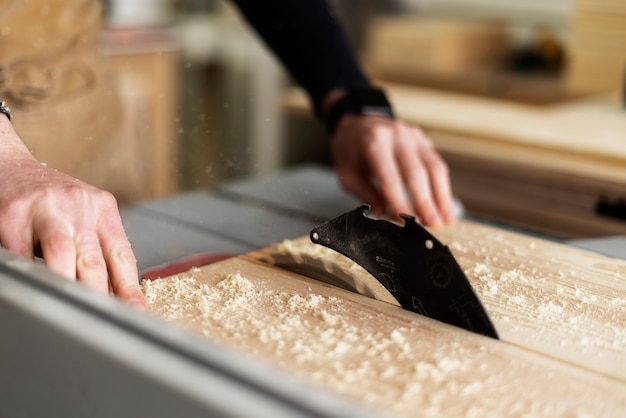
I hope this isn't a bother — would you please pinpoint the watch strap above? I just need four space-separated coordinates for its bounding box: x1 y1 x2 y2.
324 87 394 135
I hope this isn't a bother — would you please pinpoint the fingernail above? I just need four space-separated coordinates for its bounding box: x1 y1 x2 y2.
129 299 146 311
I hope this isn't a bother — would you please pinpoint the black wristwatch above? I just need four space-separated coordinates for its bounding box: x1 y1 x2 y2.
0 101 12 121
324 87 394 135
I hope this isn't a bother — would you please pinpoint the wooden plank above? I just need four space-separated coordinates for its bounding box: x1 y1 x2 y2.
387 84 626 165
144 239 626 417
433 133 626 237
245 219 626 383
433 220 626 382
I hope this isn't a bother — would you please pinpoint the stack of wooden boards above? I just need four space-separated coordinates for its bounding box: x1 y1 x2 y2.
386 84 626 238
567 0 626 93
144 219 626 417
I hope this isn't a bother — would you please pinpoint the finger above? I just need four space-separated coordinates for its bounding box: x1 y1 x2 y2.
365 129 414 219
336 167 386 216
74 232 110 294
0 219 35 260
34 214 77 279
98 215 145 309
399 154 441 226
396 129 442 226
421 142 456 223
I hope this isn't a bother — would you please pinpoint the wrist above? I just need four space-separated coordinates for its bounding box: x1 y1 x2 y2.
0 114 35 162
321 89 348 118
322 87 394 136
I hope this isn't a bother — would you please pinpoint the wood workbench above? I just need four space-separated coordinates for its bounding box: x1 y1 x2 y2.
122 165 626 417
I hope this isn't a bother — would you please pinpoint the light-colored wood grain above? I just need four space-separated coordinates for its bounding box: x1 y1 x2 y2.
566 0 626 93
387 85 626 166
252 237 400 306
247 219 626 383
433 220 626 381
431 132 626 237
144 234 626 417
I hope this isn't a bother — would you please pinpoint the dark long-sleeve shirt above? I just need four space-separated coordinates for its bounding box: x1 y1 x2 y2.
230 0 371 118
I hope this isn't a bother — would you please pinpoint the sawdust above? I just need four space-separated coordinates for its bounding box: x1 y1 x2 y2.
143 270 626 418
447 229 626 381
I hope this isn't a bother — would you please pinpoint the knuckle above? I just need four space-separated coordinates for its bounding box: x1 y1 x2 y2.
96 190 121 217
77 250 106 271
364 134 389 156
96 189 118 206
0 193 35 219
428 154 450 177
407 165 427 181
365 122 392 139
61 184 118 210
411 125 430 140
111 244 137 265
431 158 449 176
61 183 91 202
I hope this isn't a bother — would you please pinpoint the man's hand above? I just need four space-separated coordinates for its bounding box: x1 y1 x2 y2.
330 114 456 226
0 121 145 308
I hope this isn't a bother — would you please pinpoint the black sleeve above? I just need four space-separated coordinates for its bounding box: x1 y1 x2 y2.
229 0 371 118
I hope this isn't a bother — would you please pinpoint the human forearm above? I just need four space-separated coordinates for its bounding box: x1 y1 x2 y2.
230 0 370 117
0 113 37 162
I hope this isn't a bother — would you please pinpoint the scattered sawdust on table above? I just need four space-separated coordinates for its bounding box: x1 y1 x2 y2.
143 270 625 418
446 231 626 378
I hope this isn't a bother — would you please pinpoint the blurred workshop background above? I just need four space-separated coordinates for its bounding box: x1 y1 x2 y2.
66 0 626 237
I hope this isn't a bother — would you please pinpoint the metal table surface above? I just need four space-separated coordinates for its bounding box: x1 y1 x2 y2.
121 164 626 273
121 164 362 273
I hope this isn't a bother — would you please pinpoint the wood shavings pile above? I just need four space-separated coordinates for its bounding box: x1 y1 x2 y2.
262 237 399 306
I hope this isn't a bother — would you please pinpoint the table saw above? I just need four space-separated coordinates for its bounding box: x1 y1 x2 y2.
1 165 625 417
